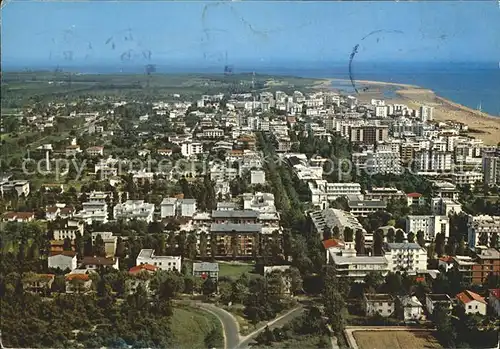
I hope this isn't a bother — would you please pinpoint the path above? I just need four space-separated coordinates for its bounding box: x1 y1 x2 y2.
193 302 241 349
236 306 305 349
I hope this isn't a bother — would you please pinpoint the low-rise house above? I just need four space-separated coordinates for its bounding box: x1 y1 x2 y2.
48 251 77 271
22 273 55 294
136 249 181 271
113 200 155 223
86 146 104 156
2 211 35 222
65 144 82 157
488 289 500 316
425 294 453 315
52 219 85 240
91 232 118 257
80 256 119 271
363 294 395 317
456 290 487 315
398 295 425 322
193 262 219 281
127 264 158 294
65 273 92 293
0 180 30 197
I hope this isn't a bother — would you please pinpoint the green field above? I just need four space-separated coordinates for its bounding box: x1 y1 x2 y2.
170 305 224 349
218 262 255 279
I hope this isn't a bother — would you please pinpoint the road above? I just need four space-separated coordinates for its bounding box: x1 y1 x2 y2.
193 302 241 349
236 306 305 349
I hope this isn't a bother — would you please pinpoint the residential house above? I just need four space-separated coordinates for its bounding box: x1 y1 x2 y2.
52 219 85 241
48 251 77 271
86 146 104 156
22 273 55 294
136 249 181 271
65 273 92 293
91 232 118 257
127 264 159 294
2 211 35 222
363 294 396 317
113 200 155 223
0 180 30 197
456 290 487 315
193 262 219 281
398 295 425 322
425 294 453 315
80 256 119 271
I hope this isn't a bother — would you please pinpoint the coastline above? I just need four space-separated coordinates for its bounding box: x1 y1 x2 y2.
316 78 500 145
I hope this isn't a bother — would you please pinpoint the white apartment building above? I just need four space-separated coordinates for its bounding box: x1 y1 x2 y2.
375 105 388 118
48 251 77 271
201 128 224 138
308 180 362 206
482 154 500 186
160 198 197 218
405 215 450 241
431 198 462 216
347 200 387 217
451 172 483 187
74 201 108 224
136 249 181 271
210 164 238 182
181 141 203 157
467 214 500 249
384 242 428 273
242 192 276 213
419 106 434 122
364 187 406 202
113 200 155 223
414 150 453 173
52 219 85 240
352 150 402 175
310 209 366 240
250 170 266 184
328 243 389 282
0 180 30 197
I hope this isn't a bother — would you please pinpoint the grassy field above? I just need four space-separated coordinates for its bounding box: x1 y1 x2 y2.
170 305 223 349
257 335 329 349
218 262 255 279
352 330 442 349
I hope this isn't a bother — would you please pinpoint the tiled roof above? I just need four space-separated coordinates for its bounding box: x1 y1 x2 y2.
322 239 345 249
50 251 77 257
129 264 158 274
407 192 422 198
456 290 487 305
66 274 90 281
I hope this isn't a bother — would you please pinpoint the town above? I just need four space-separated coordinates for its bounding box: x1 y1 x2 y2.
1 74 499 349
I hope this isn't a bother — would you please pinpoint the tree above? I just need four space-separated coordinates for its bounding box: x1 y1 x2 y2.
427 242 436 259
83 232 93 256
186 232 197 260
204 328 223 349
490 232 498 248
478 231 489 246
416 230 425 247
384 272 403 295
435 233 445 257
115 237 126 258
63 237 72 251
285 267 303 295
199 231 208 260
74 232 84 256
363 271 384 292
323 287 347 333
202 278 217 296
210 232 218 259
230 233 239 260
93 234 106 257
395 229 405 243
355 229 365 255
387 228 396 243
407 231 415 243
435 305 457 347
344 227 354 242
373 229 384 256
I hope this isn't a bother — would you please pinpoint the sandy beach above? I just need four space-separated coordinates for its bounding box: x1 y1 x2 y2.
317 78 500 145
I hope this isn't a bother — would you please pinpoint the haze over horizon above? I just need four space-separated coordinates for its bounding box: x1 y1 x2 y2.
2 1 500 69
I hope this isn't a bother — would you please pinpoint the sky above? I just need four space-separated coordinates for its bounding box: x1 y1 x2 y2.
2 0 500 68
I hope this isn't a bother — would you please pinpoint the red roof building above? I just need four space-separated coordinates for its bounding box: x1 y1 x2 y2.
129 264 159 274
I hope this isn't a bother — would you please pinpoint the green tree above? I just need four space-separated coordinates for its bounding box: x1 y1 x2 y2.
373 229 384 256
63 237 72 251
407 231 415 243
387 228 396 243
202 277 217 296
416 230 425 247
395 230 405 243
344 227 354 242
93 234 106 257
199 231 208 260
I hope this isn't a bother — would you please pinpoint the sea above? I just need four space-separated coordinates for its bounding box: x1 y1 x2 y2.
4 61 500 116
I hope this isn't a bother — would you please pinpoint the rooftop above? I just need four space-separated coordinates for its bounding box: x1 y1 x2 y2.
210 223 262 233
364 294 394 302
456 290 486 305
193 262 219 272
212 210 259 219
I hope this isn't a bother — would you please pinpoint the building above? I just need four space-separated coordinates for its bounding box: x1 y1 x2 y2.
405 215 450 242
65 273 92 293
467 215 500 250
310 208 365 240
451 172 483 187
425 294 453 315
136 249 181 271
193 262 219 281
414 149 452 173
308 180 362 206
472 248 500 284
210 163 238 182
250 170 266 184
398 295 425 322
347 200 387 217
364 187 406 202
363 294 395 317
2 211 35 223
328 243 389 282
81 256 119 271
91 232 118 257
22 273 55 294
488 289 500 316
431 198 462 216
48 251 77 271
53 219 85 241
419 106 434 122
348 125 389 145
0 180 30 197
209 223 263 258
384 242 428 273
482 154 500 186
181 141 203 157
456 290 487 315
86 146 104 156
407 193 426 207
352 149 402 175
432 181 459 201
113 200 155 223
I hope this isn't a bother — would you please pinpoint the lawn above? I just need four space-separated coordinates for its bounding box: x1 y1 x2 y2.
170 305 223 349
353 330 442 349
256 335 329 349
218 262 255 279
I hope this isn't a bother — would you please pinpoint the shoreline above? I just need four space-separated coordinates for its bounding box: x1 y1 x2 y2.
315 77 500 145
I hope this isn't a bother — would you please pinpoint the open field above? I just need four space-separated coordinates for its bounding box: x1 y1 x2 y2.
170 305 223 349
218 262 255 279
350 329 442 349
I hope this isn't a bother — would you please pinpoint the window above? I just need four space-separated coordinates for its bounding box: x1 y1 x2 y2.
468 305 472 309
